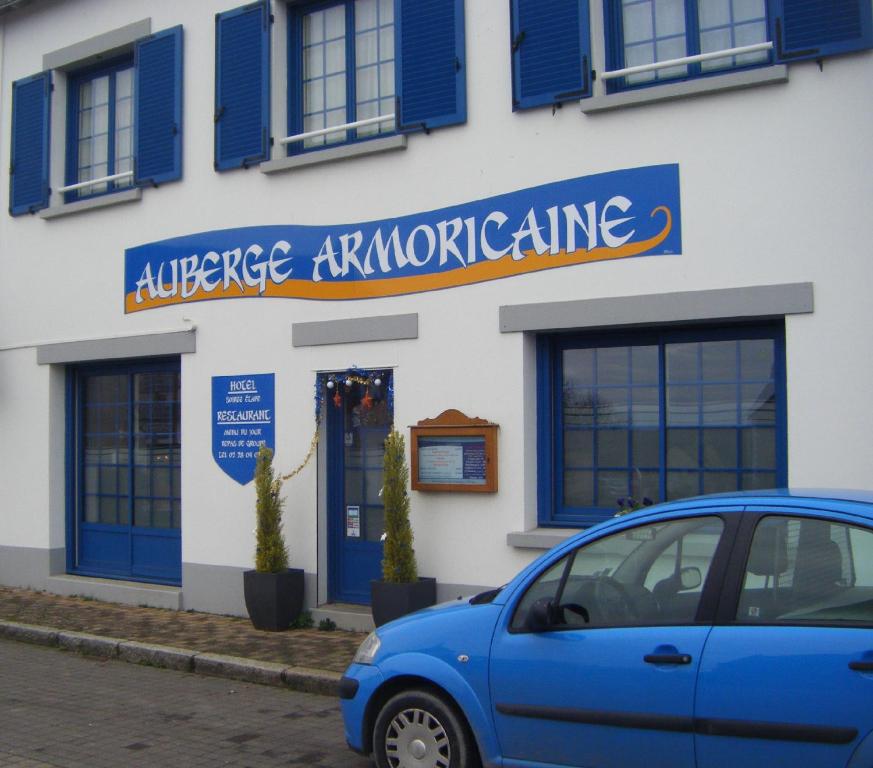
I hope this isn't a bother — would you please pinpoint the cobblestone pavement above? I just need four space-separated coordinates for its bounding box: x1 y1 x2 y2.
0 586 366 675
0 639 372 767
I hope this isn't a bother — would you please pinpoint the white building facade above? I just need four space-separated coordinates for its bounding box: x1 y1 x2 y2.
1 0 871 627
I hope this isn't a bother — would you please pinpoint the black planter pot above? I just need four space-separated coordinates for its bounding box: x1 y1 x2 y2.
370 577 437 627
243 568 305 631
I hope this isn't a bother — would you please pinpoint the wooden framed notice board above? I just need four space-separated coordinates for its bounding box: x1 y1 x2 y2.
410 410 498 493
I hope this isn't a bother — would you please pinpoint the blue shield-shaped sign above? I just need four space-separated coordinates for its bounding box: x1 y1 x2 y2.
212 373 275 484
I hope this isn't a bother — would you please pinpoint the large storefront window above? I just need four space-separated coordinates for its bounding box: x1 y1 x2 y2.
69 359 181 584
538 324 786 526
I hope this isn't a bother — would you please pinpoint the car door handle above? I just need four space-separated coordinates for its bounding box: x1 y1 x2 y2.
644 653 692 665
849 660 873 672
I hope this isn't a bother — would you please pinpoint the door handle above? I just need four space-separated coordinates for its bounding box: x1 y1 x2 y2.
849 660 873 672
644 653 692 665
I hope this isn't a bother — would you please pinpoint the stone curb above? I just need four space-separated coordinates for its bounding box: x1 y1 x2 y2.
0 620 341 696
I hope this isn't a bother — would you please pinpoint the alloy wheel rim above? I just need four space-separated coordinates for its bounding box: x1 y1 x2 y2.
385 706 451 768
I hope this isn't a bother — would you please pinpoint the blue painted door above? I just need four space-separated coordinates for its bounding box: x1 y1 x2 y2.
490 514 727 767
328 372 392 604
71 362 181 585
695 512 873 767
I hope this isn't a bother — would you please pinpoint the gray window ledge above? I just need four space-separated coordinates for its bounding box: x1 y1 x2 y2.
582 65 787 114
500 282 813 334
292 313 418 347
261 134 407 175
507 528 580 550
44 19 151 71
40 188 142 220
37 329 196 365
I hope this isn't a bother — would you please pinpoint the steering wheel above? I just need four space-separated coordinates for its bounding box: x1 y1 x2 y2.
592 575 638 624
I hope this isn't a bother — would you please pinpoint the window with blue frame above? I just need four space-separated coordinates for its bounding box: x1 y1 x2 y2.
538 324 786 527
214 0 465 168
290 0 396 151
66 59 135 201
69 361 182 585
509 0 873 108
9 26 182 216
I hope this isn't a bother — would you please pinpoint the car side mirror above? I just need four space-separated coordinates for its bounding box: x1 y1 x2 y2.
680 566 702 591
526 597 558 632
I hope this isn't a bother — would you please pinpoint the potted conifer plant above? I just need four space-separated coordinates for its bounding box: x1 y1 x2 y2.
370 429 436 627
243 445 304 631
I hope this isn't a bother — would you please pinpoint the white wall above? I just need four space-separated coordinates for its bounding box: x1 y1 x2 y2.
0 0 871 595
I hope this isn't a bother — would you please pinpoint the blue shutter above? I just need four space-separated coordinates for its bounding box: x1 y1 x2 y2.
215 1 271 170
511 0 591 111
9 72 51 216
771 0 873 61
397 0 466 132
135 26 183 186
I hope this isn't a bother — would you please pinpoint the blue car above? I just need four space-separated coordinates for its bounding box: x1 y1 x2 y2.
340 490 873 768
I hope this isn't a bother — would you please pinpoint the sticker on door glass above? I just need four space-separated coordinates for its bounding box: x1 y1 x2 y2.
346 506 361 538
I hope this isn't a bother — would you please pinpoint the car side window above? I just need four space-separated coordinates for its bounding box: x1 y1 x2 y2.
737 516 873 624
511 516 724 632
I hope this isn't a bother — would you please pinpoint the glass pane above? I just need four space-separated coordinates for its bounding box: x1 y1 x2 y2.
698 0 730 27
116 67 133 98
304 11 323 45
631 346 658 384
741 470 775 490
356 65 378 102
667 385 698 425
632 429 659 467
597 388 629 426
116 127 132 160
116 98 132 130
379 0 393 23
326 39 346 75
325 4 345 38
151 501 172 529
357 29 377 65
564 429 594 467
345 470 364 506
702 340 736 381
667 470 699 500
305 45 324 79
597 470 628 507
741 426 775 469
564 388 594 426
380 26 394 62
78 138 92 168
511 554 571 630
85 466 98 494
92 75 109 105
740 339 774 380
365 472 384 504
742 382 775 423
637 470 660 503
667 428 698 468
152 468 171 498
703 428 736 468
79 108 93 138
598 430 628 467
734 0 765 22
702 384 736 425
564 348 595 387
703 471 736 494
99 496 117 524
666 343 698 382
564 470 594 507
380 61 395 98
134 497 151 526
100 466 118 494
356 0 377 30
597 347 629 386
79 80 93 109
631 386 659 426
85 496 99 523
326 74 346 110
623 1 653 44
655 0 685 36
364 508 385 542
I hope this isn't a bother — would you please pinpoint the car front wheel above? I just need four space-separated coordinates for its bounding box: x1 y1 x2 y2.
373 689 479 768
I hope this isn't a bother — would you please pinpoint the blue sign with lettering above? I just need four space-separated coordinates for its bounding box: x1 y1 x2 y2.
125 164 681 312
212 373 275 484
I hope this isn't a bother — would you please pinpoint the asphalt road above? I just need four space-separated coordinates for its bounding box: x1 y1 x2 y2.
0 639 372 767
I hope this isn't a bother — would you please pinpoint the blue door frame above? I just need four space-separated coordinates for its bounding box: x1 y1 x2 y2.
66 359 182 586
327 371 392 604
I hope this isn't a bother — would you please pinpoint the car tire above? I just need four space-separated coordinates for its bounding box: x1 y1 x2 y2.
373 689 479 768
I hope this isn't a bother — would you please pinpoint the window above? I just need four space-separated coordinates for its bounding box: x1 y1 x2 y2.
510 0 873 107
538 324 786 526
9 25 182 216
511 515 724 630
69 360 182 584
737 515 873 625
289 0 396 152
66 60 135 201
214 0 466 169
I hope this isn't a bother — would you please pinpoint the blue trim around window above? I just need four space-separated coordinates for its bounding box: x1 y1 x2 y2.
64 56 135 203
66 358 182 586
537 323 787 528
603 0 774 94
287 0 398 156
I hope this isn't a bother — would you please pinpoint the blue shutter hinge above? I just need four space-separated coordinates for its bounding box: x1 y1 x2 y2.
214 106 226 123
50 82 55 92
270 13 275 24
173 123 179 135
774 17 818 60
8 163 13 174
455 56 461 72
511 31 525 53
